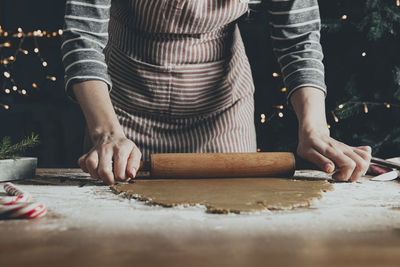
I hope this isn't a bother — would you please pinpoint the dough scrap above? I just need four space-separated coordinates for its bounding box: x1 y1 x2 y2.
112 178 333 214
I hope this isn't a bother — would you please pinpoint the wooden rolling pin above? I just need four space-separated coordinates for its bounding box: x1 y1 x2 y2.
139 152 317 178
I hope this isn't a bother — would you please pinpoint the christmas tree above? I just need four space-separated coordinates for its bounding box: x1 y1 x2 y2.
322 0 400 157
242 0 400 158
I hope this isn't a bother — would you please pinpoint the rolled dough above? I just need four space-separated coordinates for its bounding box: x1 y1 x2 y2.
112 178 333 214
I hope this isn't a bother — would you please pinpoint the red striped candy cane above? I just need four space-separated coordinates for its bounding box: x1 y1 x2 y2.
4 182 31 197
1 183 47 219
0 195 32 205
0 202 47 219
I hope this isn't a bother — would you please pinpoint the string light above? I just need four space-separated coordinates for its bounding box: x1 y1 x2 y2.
272 72 279 78
260 113 266 123
328 102 400 131
33 30 42 37
2 104 10 110
257 148 261 152
361 52 367 57
327 124 331 129
0 42 11 48
341 14 347 20
280 87 287 92
1 27 63 39
278 112 284 118
363 103 369 113
274 105 284 110
331 111 339 123
397 0 400 7
0 26 60 102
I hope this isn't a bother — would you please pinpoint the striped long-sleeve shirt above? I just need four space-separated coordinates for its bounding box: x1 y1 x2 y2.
61 0 327 103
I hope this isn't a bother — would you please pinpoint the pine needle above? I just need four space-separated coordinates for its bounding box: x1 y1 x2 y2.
0 133 40 160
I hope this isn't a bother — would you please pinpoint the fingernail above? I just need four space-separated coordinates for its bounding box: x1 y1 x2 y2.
325 163 334 173
131 168 136 179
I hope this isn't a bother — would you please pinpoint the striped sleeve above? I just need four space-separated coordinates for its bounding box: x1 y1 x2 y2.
267 0 327 100
61 0 111 103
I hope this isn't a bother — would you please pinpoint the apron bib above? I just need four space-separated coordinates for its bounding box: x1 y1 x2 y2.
106 0 253 117
83 0 258 159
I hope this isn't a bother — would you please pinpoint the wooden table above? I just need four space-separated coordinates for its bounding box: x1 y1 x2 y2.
0 168 399 267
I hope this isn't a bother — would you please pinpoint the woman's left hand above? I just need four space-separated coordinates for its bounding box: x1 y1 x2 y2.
297 126 371 182
290 87 371 182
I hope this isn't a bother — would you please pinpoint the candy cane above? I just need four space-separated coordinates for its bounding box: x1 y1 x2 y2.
0 202 47 219
4 182 30 197
0 195 32 205
1 183 47 219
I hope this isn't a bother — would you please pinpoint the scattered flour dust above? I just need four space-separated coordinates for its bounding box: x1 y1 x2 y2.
2 171 399 236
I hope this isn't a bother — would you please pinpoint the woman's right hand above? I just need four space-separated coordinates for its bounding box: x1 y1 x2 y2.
70 80 142 185
78 132 142 185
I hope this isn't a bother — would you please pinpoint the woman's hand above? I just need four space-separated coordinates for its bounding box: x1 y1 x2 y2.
290 87 371 182
297 126 371 182
71 80 142 185
78 132 142 185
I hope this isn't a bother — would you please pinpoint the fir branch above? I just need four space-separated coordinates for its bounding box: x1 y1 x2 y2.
334 101 400 120
321 18 346 33
0 133 40 160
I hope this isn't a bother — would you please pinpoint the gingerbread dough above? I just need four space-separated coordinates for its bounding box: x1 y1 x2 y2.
112 178 333 214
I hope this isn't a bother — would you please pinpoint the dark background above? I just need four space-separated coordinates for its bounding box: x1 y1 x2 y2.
1 0 92 167
1 0 399 167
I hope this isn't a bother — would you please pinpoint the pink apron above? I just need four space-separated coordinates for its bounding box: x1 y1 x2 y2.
85 0 257 160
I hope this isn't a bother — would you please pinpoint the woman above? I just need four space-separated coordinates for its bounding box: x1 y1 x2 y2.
62 0 371 185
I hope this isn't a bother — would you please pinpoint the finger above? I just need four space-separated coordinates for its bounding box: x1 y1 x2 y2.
329 152 356 181
354 147 372 160
357 146 372 154
343 149 369 182
113 145 131 182
85 150 100 180
316 143 356 181
299 148 335 173
330 154 356 181
126 146 142 179
352 147 372 175
78 154 89 173
97 146 115 185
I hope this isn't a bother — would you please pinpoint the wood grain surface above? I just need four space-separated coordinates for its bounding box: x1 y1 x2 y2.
0 168 399 267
